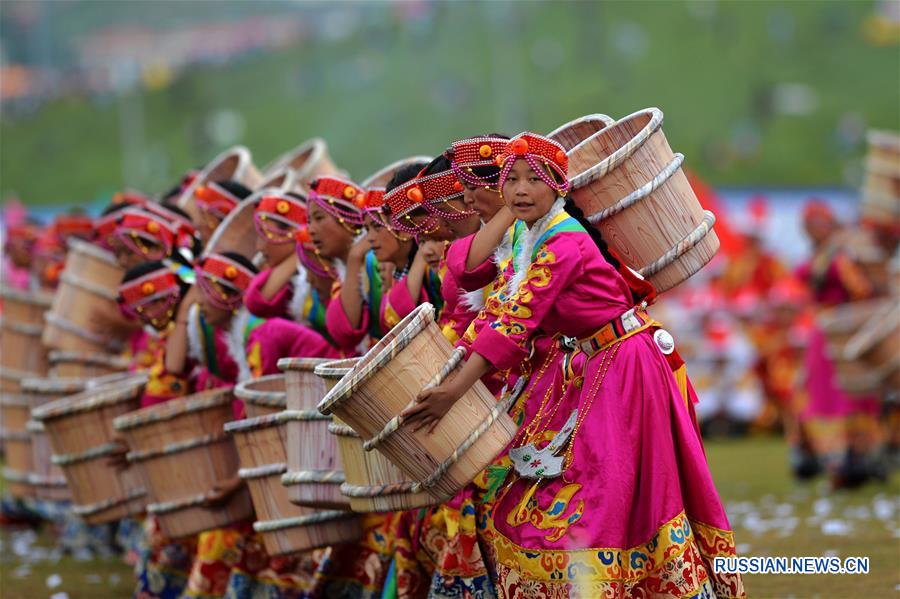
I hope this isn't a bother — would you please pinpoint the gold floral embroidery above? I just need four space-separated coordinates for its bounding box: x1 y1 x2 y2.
506 482 585 542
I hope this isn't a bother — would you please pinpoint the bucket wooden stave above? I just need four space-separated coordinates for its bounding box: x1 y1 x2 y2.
20 377 88 501
226 412 361 556
568 108 719 293
262 138 340 190
235 373 287 418
361 156 435 189
317 359 436 512
0 289 52 375
843 300 900 391
177 145 263 224
27 419 70 501
42 239 135 353
1 395 34 497
202 194 264 264
113 388 252 538
318 304 517 502
817 299 893 395
547 113 616 151
32 375 148 524
48 351 130 379
278 358 348 509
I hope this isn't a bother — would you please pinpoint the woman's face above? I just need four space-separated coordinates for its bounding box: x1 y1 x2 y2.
255 220 296 268
365 215 409 266
410 210 454 242
307 202 355 260
115 244 157 270
462 183 504 222
197 211 223 246
198 291 234 327
502 159 557 227
439 198 481 239
418 239 446 269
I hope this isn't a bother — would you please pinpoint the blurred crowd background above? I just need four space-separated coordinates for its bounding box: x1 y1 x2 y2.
1 1 898 596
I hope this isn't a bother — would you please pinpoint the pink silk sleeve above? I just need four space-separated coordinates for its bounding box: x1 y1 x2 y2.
381 276 423 331
324 285 370 354
247 318 343 377
244 268 292 319
471 235 581 372
445 234 499 292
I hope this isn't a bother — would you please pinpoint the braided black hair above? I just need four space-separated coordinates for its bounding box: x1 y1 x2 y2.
563 197 620 270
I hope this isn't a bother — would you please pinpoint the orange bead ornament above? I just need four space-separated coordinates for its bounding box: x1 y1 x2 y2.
479 144 493 158
141 282 156 296
407 187 424 203
511 137 529 155
224 266 238 280
146 221 160 234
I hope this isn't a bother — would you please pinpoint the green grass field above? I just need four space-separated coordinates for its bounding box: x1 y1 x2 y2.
2 1 898 206
1 436 896 598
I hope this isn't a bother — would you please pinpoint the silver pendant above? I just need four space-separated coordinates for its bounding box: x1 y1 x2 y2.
509 409 578 478
654 329 675 355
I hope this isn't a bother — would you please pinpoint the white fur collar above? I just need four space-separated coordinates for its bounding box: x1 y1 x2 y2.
459 287 485 313
224 307 253 383
506 198 566 297
186 303 204 364
493 225 514 268
288 261 311 324
186 303 252 383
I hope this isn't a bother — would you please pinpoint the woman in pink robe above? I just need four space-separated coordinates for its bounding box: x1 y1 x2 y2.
409 133 744 598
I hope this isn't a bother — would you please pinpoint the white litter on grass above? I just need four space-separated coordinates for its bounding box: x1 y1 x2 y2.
842 505 871 520
11 530 37 557
872 496 895 521
13 564 31 578
46 573 62 588
109 573 121 585
820 519 852 536
85 574 102 584
813 498 832 517
821 549 839 558
774 503 794 518
50 593 69 599
735 543 752 554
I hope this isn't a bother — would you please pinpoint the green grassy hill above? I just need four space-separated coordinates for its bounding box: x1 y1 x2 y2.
1 1 897 205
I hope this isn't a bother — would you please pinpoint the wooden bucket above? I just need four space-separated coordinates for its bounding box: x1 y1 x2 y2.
42 238 135 353
113 388 253 538
235 374 287 418
262 138 341 190
226 413 361 556
1 394 34 497
547 113 616 151
817 300 888 395
568 107 720 293
278 357 347 509
32 375 148 524
256 167 297 192
48 350 130 379
844 300 900 391
26 419 70 501
21 377 87 501
861 130 900 226
319 304 517 502
178 145 264 223
361 156 434 189
202 196 264 265
317 359 436 512
0 288 52 375
0 367 32 393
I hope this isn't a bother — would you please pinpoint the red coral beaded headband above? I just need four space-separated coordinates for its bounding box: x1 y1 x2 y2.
448 136 508 188
194 182 241 220
497 133 570 195
195 253 254 311
383 176 438 235
118 269 181 325
254 193 307 244
308 176 366 234
114 208 178 260
416 168 475 221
